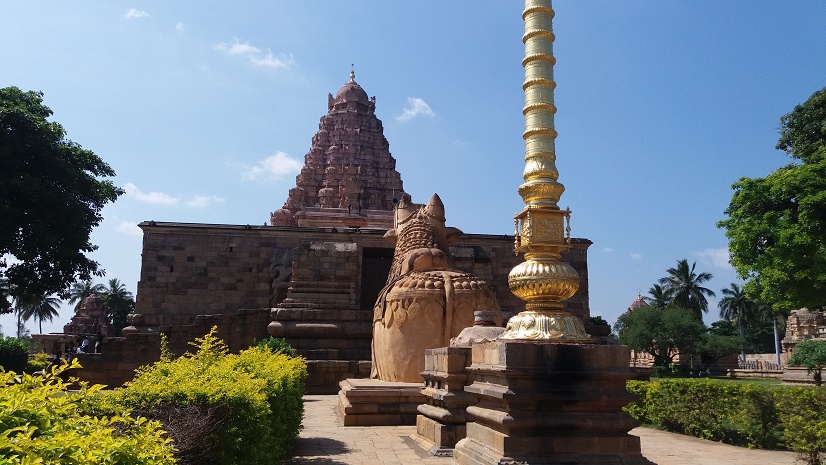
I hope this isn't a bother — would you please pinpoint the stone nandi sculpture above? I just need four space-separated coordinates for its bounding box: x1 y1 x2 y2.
371 193 501 382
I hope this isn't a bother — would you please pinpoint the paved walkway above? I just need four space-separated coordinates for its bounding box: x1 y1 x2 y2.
285 395 799 465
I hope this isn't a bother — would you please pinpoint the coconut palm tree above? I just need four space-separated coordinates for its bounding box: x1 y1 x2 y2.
101 278 135 336
14 293 61 334
645 284 673 309
718 283 753 362
658 259 716 320
67 280 105 311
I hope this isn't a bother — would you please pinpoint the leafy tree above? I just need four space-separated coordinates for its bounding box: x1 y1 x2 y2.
0 87 122 313
101 278 135 336
614 305 707 368
658 259 715 319
788 339 826 387
15 293 60 334
644 283 673 309
67 279 105 311
718 87 826 309
718 283 756 361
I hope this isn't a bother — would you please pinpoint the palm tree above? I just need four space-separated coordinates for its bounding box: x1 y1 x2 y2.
17 294 61 334
658 259 716 320
753 302 789 366
645 284 673 309
718 283 753 362
67 280 105 311
101 278 135 336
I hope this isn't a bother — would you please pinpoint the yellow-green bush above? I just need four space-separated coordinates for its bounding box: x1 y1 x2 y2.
25 351 50 374
90 327 307 465
0 361 176 465
776 387 826 465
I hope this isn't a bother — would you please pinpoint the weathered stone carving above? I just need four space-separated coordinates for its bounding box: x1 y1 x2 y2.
269 248 293 306
371 193 501 382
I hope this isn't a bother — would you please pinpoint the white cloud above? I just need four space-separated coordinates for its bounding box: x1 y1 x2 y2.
238 152 302 182
186 195 226 208
214 39 294 70
124 9 150 19
123 183 179 205
115 221 143 236
175 22 185 35
396 97 436 122
694 248 732 269
629 252 642 260
602 247 614 253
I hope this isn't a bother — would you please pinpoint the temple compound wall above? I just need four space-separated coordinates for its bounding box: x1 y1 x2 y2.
81 222 590 390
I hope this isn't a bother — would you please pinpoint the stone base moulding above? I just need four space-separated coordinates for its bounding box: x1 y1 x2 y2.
453 341 655 465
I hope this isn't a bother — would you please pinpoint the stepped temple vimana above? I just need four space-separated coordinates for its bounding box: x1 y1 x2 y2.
45 2 664 462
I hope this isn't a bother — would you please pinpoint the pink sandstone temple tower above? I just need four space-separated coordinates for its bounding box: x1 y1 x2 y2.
270 70 405 229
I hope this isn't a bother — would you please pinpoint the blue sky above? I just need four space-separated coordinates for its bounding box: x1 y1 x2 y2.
2 2 825 335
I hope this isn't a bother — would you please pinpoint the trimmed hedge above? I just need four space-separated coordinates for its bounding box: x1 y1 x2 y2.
0 361 176 464
86 327 307 465
626 379 826 463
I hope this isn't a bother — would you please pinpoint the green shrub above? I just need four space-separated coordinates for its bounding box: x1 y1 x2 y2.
627 379 782 449
25 351 50 374
624 380 655 424
777 387 826 465
0 361 176 464
0 337 28 373
255 336 298 357
95 327 307 465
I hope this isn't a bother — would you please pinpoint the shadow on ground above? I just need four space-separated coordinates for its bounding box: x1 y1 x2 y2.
283 437 350 465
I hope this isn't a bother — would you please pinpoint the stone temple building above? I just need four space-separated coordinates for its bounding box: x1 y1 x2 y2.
67 74 593 392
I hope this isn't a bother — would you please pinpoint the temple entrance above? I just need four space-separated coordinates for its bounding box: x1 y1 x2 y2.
360 247 393 310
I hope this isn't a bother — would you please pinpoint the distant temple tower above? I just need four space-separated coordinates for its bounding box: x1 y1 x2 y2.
270 70 406 229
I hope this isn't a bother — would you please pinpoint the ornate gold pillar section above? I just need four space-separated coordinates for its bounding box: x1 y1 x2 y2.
500 0 590 341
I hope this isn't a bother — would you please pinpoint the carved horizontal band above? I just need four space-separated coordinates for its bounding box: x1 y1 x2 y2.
522 5 554 20
522 78 556 91
522 29 555 43
523 103 557 116
522 53 556 67
523 128 558 139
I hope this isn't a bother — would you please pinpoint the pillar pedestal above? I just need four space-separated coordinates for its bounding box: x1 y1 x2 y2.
453 341 654 465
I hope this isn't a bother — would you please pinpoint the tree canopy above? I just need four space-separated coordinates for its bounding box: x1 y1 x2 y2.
0 87 122 312
718 86 826 309
658 259 715 319
614 304 707 368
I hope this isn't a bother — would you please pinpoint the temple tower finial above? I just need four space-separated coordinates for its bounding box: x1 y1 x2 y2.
500 0 591 341
350 64 355 82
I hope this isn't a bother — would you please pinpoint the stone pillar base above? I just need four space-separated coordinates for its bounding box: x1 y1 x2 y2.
453 341 655 465
336 378 425 426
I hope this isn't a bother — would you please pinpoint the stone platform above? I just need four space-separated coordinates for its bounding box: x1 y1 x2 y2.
337 378 426 426
454 341 652 465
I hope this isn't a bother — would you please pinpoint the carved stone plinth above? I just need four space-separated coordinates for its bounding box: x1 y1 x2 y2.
337 378 425 426
454 341 654 465
417 347 477 455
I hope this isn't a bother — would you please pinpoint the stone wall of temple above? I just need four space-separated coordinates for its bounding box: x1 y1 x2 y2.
67 222 590 390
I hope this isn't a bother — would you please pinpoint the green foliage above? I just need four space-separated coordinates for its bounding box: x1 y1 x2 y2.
0 361 177 464
255 336 298 357
615 305 706 367
25 351 50 374
789 339 826 386
719 87 826 309
0 337 29 373
777 387 826 465
658 259 715 319
0 86 123 311
95 327 307 465
626 379 782 450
